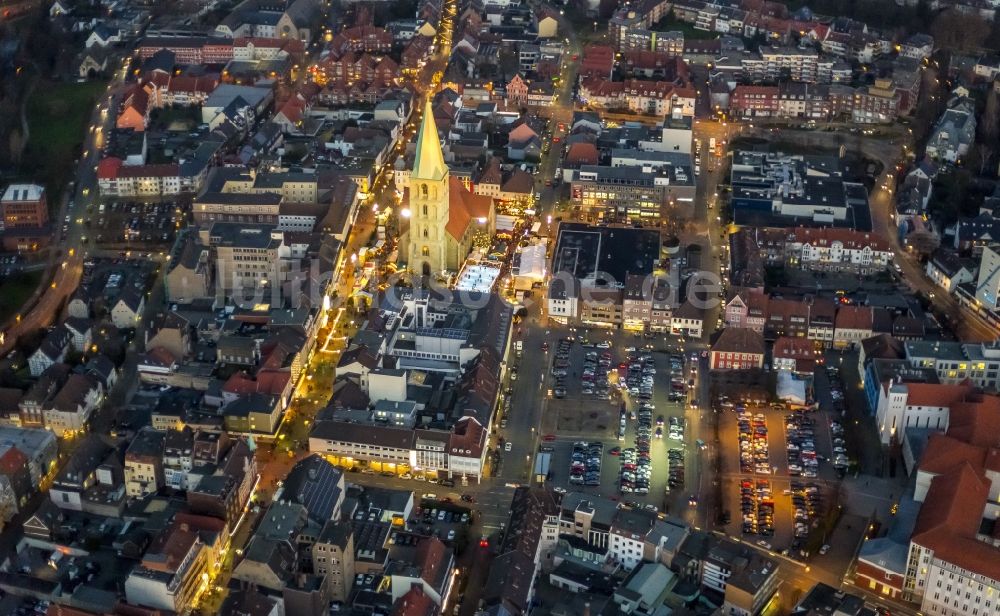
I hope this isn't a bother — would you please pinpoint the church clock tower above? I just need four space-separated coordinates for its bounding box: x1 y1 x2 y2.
406 99 450 277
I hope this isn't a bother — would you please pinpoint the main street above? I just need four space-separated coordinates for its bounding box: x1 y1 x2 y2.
0 65 127 355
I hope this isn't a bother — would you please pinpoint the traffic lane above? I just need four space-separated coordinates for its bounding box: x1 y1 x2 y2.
499 317 555 482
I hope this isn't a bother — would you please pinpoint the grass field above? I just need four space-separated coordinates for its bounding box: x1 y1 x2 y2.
23 80 106 202
0 270 43 324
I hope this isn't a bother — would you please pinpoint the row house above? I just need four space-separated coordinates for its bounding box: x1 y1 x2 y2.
138 36 235 65
97 158 183 198
309 416 489 483
723 291 875 348
730 85 778 117
833 305 875 350
724 290 768 332
401 35 434 72
777 82 830 118
313 52 399 88
773 336 819 374
578 79 697 117
232 36 306 62
328 26 394 55
766 297 810 340
318 82 394 106
782 227 893 274
731 83 836 119
146 74 220 108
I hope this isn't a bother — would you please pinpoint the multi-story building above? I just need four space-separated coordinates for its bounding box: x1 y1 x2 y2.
710 328 766 370
729 151 866 227
570 165 695 223
852 78 900 124
975 244 1000 310
124 515 220 612
42 373 103 437
783 227 893 272
1 184 48 229
891 397 1000 614
872 381 974 445
925 98 976 163
547 224 668 326
578 79 696 117
729 85 779 117
124 427 166 498
702 538 780 616
201 222 284 296
905 340 1000 393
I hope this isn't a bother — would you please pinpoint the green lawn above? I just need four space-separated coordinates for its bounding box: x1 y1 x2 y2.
23 80 107 203
0 271 43 323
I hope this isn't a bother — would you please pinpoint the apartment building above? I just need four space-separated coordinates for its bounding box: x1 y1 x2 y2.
124 427 166 498
896 398 1000 615
852 79 900 124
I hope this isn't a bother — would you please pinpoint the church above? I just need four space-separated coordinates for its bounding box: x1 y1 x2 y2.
399 100 495 276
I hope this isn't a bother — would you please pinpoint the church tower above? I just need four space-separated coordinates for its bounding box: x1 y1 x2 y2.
406 99 450 276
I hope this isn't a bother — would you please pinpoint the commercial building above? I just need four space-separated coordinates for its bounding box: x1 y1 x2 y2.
1 184 48 229
547 223 670 327
709 328 766 371
730 151 870 230
570 164 695 224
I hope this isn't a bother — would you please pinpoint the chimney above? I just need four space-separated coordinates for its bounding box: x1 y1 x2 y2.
584 602 591 616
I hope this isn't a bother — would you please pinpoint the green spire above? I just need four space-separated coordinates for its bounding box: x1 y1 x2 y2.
412 99 448 181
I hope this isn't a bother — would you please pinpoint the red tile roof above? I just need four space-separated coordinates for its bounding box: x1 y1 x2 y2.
919 433 987 476
910 463 1000 581
96 157 123 180
446 176 492 241
449 416 486 458
903 382 974 408
712 327 766 355
391 586 436 616
946 395 1000 448
834 305 873 330
913 462 988 539
0 446 28 476
564 142 599 166
788 226 890 252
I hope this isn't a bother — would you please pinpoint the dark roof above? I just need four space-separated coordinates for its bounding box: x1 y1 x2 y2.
279 454 344 523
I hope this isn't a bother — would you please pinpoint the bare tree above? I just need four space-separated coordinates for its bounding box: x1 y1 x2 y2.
932 9 991 53
982 86 1000 145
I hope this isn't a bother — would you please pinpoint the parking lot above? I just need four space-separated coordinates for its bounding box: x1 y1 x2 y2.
539 332 706 516
718 386 848 556
85 200 184 248
410 496 475 544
